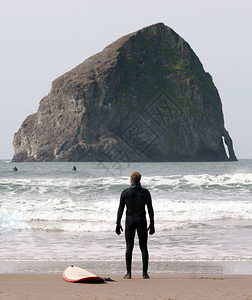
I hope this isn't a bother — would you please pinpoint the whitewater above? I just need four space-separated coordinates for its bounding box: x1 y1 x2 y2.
0 160 251 273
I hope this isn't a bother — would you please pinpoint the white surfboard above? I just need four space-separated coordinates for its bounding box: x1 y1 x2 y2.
63 266 104 283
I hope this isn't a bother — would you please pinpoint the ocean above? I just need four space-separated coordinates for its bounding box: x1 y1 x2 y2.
0 159 252 274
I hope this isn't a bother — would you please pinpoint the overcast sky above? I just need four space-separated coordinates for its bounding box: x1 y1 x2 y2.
0 0 251 159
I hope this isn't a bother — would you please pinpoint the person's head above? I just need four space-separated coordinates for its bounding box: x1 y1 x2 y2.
130 171 141 185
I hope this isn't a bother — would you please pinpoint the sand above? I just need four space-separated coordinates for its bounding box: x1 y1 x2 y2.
0 274 252 300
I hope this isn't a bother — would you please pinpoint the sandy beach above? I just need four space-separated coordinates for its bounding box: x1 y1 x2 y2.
0 273 252 300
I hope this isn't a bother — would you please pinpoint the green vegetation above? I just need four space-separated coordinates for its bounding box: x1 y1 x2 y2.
117 27 225 130
118 34 191 112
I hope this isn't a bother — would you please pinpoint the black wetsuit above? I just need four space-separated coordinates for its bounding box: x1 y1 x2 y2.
116 182 154 275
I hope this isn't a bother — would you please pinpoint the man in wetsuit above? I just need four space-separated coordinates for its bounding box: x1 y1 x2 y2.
115 171 155 279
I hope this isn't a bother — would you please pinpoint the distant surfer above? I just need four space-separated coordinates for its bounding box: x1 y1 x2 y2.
13 166 18 171
72 165 76 171
116 171 155 279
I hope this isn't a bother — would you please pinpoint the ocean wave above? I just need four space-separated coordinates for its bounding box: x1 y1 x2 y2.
1 167 252 232
1 195 251 232
1 172 252 194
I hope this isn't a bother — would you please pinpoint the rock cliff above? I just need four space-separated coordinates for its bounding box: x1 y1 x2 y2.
12 23 237 162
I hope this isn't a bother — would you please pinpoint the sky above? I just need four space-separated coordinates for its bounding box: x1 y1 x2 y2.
0 0 251 159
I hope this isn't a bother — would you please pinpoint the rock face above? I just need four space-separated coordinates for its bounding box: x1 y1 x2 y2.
12 23 237 162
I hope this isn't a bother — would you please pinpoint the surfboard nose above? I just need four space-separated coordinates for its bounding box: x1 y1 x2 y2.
63 266 105 283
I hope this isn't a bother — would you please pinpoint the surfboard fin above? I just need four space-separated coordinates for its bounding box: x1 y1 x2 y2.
104 277 116 282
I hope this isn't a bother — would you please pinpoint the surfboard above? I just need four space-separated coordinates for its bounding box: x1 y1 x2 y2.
63 266 104 283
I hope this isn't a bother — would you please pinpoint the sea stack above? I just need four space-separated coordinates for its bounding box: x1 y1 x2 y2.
12 23 237 162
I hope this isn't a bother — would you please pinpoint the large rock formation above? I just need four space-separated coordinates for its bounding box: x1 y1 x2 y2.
12 23 237 162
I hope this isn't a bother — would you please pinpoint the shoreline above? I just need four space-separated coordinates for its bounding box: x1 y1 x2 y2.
0 273 252 300
1 260 252 275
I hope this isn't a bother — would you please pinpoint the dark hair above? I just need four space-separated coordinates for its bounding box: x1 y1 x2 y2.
130 171 141 183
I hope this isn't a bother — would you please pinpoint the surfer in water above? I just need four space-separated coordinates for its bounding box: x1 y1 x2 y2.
116 171 155 279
